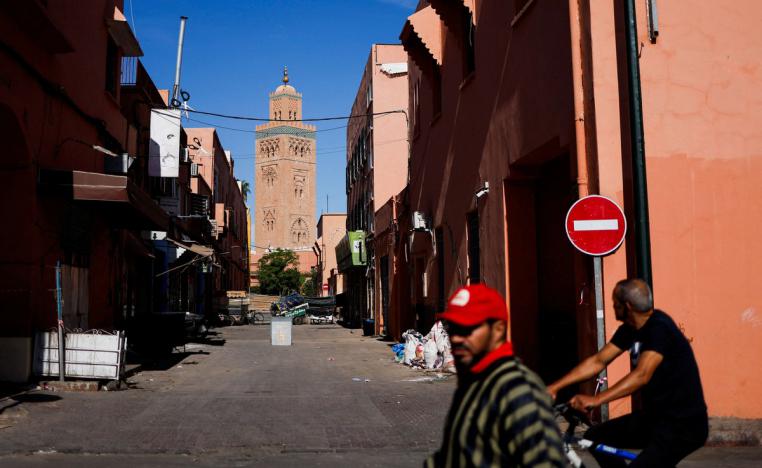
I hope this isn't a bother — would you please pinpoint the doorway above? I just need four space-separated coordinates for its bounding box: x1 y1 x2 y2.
380 255 390 336
505 154 591 382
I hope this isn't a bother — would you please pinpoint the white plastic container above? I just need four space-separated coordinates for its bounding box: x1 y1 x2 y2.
271 317 293 346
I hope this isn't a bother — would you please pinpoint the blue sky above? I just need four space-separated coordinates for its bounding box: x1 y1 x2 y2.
128 0 416 245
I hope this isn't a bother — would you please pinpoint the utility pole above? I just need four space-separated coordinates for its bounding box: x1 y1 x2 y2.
55 261 65 382
171 16 188 107
623 0 653 289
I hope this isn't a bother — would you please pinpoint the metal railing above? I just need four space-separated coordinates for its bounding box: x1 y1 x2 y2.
121 56 138 86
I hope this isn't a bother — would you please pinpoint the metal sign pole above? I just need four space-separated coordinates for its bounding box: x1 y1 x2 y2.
55 261 65 382
593 256 608 420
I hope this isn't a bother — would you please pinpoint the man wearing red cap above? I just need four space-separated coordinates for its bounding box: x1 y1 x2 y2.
426 284 565 468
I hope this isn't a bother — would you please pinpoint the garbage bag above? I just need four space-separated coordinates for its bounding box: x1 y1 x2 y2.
427 321 450 354
424 339 439 369
402 329 423 365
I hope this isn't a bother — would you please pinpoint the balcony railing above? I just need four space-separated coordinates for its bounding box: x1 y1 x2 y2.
121 56 138 86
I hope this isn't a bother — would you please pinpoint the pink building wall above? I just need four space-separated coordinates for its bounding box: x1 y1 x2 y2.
588 0 762 418
316 213 346 296
185 128 249 292
399 0 762 421
371 45 410 210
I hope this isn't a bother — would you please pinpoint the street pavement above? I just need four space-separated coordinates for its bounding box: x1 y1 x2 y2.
0 323 761 467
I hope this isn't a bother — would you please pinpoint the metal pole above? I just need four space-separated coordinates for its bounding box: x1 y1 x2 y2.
623 0 653 289
593 256 608 420
55 261 65 382
171 16 188 107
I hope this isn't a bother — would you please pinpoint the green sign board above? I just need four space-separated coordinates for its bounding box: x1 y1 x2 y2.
336 231 367 272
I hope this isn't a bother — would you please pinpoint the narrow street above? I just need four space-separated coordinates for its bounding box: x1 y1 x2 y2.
2 323 762 467
0 324 455 467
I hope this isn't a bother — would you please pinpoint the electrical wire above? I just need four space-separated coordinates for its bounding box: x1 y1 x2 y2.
184 116 381 135
183 108 406 122
228 137 408 160
129 0 137 39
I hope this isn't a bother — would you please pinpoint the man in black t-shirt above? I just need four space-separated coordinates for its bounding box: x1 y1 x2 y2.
547 279 708 467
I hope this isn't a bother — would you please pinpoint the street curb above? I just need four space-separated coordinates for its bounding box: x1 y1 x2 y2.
39 381 99 392
708 418 762 446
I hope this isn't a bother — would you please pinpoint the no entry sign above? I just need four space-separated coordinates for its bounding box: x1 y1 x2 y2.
565 195 627 256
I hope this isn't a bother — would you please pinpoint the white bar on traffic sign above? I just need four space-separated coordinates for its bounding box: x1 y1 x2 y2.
573 219 619 231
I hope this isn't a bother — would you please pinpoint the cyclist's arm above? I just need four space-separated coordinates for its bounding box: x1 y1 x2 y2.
547 343 624 398
591 350 663 406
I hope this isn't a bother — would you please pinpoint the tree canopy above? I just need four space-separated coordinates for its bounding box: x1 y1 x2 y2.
256 249 302 295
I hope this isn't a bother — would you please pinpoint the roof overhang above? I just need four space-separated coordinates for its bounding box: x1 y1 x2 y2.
430 0 478 31
0 1 74 54
400 6 443 67
107 8 143 57
38 169 168 230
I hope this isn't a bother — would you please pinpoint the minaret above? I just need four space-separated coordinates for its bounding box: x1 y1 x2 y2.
254 68 317 251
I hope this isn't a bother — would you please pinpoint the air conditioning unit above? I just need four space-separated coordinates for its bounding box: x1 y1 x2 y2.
411 211 430 231
190 163 199 176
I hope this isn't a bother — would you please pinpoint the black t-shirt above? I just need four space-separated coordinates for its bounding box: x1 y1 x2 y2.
610 310 707 420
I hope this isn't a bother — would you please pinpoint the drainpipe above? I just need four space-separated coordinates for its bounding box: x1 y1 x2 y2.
622 0 653 288
568 0 589 198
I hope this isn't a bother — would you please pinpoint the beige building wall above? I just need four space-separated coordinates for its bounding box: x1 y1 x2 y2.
317 213 347 296
254 68 317 252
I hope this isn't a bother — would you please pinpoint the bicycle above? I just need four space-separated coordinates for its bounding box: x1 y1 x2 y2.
555 403 638 467
245 310 266 325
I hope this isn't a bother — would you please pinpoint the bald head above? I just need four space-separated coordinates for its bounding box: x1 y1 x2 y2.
614 279 653 313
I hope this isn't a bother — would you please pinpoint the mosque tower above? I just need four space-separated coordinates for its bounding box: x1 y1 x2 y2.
254 67 317 251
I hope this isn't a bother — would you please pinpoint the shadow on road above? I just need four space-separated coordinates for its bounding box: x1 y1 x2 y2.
137 350 211 371
1 392 62 415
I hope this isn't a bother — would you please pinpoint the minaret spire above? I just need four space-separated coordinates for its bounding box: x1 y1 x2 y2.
282 66 289 85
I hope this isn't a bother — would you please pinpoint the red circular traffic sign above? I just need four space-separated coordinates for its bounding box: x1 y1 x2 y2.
565 195 627 256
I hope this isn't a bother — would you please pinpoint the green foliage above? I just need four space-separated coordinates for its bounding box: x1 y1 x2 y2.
239 180 251 203
256 249 301 295
300 267 319 296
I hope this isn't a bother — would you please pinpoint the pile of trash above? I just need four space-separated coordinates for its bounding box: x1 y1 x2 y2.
392 321 455 373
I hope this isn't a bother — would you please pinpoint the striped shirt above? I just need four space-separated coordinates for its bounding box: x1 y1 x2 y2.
426 343 565 467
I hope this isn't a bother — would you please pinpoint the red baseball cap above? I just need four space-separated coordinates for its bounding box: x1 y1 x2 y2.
437 284 508 326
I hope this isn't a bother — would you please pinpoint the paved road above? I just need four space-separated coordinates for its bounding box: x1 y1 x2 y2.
0 324 760 467
0 324 455 467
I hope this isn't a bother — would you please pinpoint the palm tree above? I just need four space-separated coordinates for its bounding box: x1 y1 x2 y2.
239 180 251 203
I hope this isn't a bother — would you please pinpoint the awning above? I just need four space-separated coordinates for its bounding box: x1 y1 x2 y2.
379 62 408 77
166 238 214 258
107 7 143 57
38 169 168 231
400 6 443 66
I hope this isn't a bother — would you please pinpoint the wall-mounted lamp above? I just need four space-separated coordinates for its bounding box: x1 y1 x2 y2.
475 181 490 200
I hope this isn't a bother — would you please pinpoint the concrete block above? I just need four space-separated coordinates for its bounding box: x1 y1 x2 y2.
39 380 100 392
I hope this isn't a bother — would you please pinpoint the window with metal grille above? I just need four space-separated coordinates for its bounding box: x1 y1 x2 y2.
466 211 480 283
